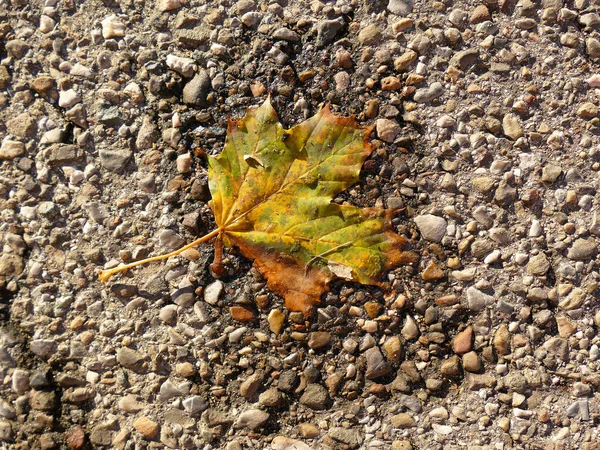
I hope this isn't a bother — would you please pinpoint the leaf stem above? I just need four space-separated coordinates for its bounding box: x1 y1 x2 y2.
98 227 222 282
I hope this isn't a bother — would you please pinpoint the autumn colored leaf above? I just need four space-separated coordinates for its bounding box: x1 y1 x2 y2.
100 99 417 316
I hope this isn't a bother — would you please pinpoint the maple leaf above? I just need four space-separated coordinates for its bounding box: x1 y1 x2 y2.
100 99 417 316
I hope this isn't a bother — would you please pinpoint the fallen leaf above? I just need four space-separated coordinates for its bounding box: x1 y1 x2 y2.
100 99 417 316
208 99 416 315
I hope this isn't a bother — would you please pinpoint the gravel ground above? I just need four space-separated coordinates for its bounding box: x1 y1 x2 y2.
2 0 600 449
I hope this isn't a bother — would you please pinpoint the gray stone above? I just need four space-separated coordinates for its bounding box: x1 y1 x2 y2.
388 0 413 15
96 105 123 127
414 214 447 242
299 384 330 410
90 426 113 446
0 420 13 442
543 337 569 361
182 396 208 415
159 229 186 251
466 286 493 311
234 409 269 430
365 346 392 379
567 239 597 260
414 82 444 103
48 144 81 165
11 369 29 394
376 118 401 142
117 347 146 371
329 427 364 449
30 339 57 358
204 280 223 305
7 113 36 138
99 149 132 172
272 27 299 42
159 380 183 401
183 70 211 107
6 40 28 58
316 18 344 47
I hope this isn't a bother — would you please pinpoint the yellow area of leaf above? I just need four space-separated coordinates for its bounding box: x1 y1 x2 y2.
208 99 417 316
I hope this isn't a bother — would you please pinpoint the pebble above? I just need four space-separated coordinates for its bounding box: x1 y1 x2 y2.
358 24 382 45
502 114 523 140
452 326 473 354
394 51 417 71
328 427 364 449
98 149 131 172
157 0 182 11
300 384 330 410
183 70 211 106
182 396 208 415
240 372 263 399
166 54 196 78
462 351 481 372
272 437 314 450
116 347 145 371
526 253 550 275
272 27 300 42
466 286 493 311
391 413 416 428
308 332 331 350
30 339 57 358
204 280 223 305
234 409 269 430
414 215 447 242
176 153 192 173
101 15 125 39
133 416 159 440
365 347 392 379
376 119 401 142
268 309 285 334
12 369 29 394
388 0 414 15
39 15 56 33
567 239 597 260
0 140 25 160
413 82 444 103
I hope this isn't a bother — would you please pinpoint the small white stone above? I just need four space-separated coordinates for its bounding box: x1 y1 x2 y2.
176 153 192 173
101 14 125 39
514 253 529 265
204 280 223 305
86 371 100 384
586 74 600 87
432 424 453 435
39 15 56 33
123 82 144 104
58 89 81 109
166 54 196 78
70 63 93 78
242 11 262 27
484 250 501 265
529 219 542 237
157 0 182 11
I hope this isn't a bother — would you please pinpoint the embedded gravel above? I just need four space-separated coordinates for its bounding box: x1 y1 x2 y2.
2 0 600 449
